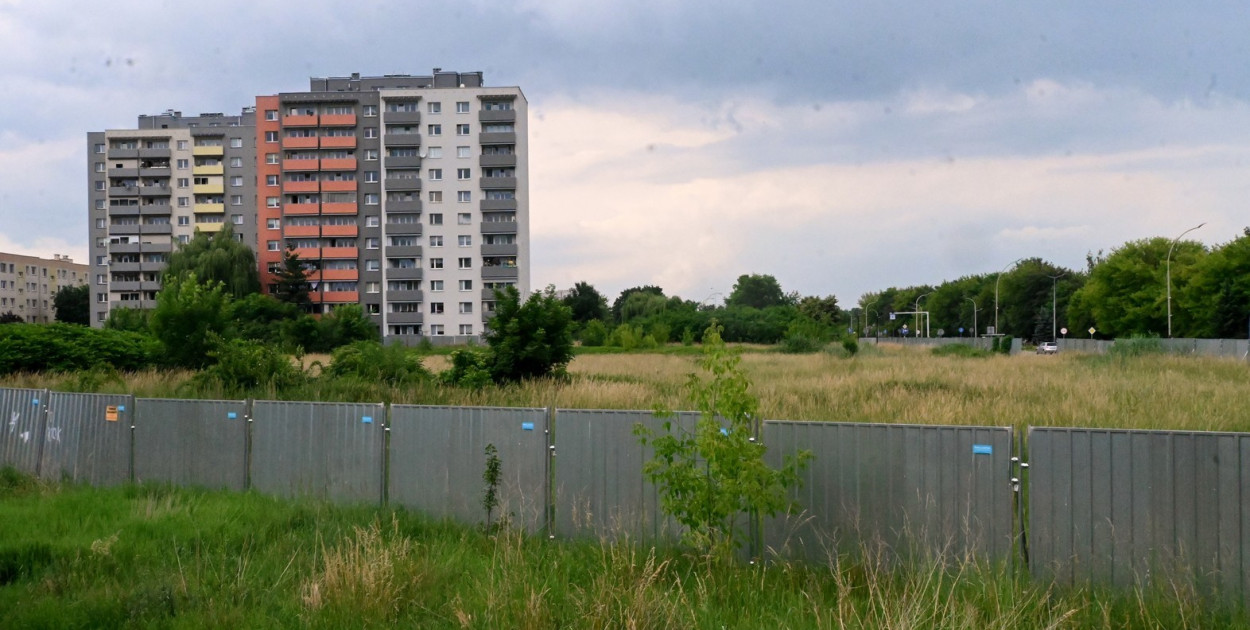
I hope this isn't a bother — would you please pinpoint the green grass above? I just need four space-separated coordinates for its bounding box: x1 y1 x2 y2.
0 470 1243 628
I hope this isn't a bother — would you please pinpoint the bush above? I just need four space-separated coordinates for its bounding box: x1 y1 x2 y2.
931 343 991 358
318 304 380 351
579 320 609 347
439 349 493 389
1109 335 1164 358
0 323 160 375
193 337 306 393
484 286 574 383
841 336 859 356
324 341 430 386
149 272 231 369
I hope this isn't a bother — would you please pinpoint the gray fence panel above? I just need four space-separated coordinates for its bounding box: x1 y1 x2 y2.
389 405 548 532
1029 427 1250 604
553 410 699 541
133 398 247 490
0 388 47 475
40 392 133 486
763 421 1015 565
250 400 385 504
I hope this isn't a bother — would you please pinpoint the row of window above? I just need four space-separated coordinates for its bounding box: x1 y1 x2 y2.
389 324 475 336
264 123 512 144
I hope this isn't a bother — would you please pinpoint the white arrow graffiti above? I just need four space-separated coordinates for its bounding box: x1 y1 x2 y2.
8 412 17 433
19 431 30 444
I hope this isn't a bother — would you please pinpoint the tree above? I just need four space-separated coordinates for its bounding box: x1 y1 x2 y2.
52 284 90 325
1067 238 1207 338
612 285 665 323
797 295 843 327
272 248 313 312
561 281 609 324
485 286 574 382
1183 228 1250 338
0 311 23 324
104 307 151 333
726 274 788 309
229 293 300 343
150 272 232 369
162 223 260 299
318 304 379 350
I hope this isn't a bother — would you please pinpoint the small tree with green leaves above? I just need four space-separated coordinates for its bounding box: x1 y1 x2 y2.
635 323 811 558
482 444 502 531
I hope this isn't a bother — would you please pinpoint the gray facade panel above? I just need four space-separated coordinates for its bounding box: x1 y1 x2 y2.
250 401 385 504
133 398 247 490
763 421 1015 564
40 392 133 485
389 405 549 532
0 388 48 475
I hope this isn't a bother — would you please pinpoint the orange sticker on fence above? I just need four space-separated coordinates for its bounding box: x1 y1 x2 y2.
105 406 118 422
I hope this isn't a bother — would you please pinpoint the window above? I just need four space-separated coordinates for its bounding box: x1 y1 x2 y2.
267 218 280 229
266 175 279 186
266 196 280 208
428 191 443 203
93 143 105 154
267 241 280 251
430 302 444 314
230 195 243 205
427 124 442 136
365 259 380 271
265 131 278 143
177 159 189 169
430 258 443 269
457 213 471 225
364 171 378 183
96 256 106 266
266 153 279 165
94 162 105 173
231 214 244 225
229 176 242 187
456 101 470 113
229 157 243 167
458 257 472 269
456 124 470 136
459 279 473 291
365 149 379 161
428 102 441 114
457 191 471 203
430 280 444 292
457 168 470 180
366 282 380 294
457 146 471 158
366 237 379 249
458 235 472 247
95 199 106 210
177 197 189 207
364 193 379 205
95 274 105 285
230 137 243 148
364 127 377 138
428 168 442 181
429 235 443 247
459 302 473 314
365 216 379 227
94 218 105 229
176 178 189 188
428 213 443 225
430 324 444 335
178 216 190 226
265 110 278 121
427 146 442 159
363 105 377 117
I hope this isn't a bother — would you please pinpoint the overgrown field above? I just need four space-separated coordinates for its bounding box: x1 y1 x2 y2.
1 469 1240 629
3 343 1247 432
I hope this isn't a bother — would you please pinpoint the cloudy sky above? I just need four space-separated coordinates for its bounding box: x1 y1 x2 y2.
1 1 1247 306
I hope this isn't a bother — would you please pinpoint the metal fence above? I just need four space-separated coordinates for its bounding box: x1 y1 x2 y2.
251 400 386 504
1059 337 1250 359
764 421 1015 564
133 398 249 491
40 392 133 486
0 387 46 476
1029 427 1250 605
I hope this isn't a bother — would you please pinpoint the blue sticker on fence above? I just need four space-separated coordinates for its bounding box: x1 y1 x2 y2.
118 405 125 411
362 416 373 424
227 412 237 419
972 444 993 455
32 399 39 405
521 422 534 431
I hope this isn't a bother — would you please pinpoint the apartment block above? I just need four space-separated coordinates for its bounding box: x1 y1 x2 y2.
88 69 527 343
0 253 88 322
87 109 257 325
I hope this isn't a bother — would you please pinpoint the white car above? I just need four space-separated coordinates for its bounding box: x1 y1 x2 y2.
1036 342 1059 355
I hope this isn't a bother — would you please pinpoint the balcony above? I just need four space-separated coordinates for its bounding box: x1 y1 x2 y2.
481 288 506 301
138 148 171 158
282 136 319 149
192 164 224 176
321 202 357 214
478 110 516 123
284 203 320 215
385 245 422 258
288 246 320 260
385 178 421 191
385 223 422 235
321 290 358 303
387 312 423 325
481 266 519 280
143 243 173 253
480 198 517 211
283 114 318 127
140 224 173 235
320 114 357 126
321 180 357 193
109 167 140 178
315 268 358 282
109 262 142 273
384 156 421 169
284 224 320 238
479 132 516 145
384 111 421 124
284 159 319 171
386 267 422 280
109 186 139 196
481 243 518 256
111 281 141 292
194 222 224 233
139 186 171 197
107 148 140 159
480 177 516 190
387 290 423 302
193 183 224 194
138 167 171 178
384 133 421 147
321 247 358 259
320 136 357 149
108 204 140 216
283 180 319 193
385 199 421 212
140 205 171 216
192 146 224 156
321 224 358 237
480 222 518 235
321 157 357 170
109 224 141 235
109 242 142 254
479 154 517 168
194 203 225 214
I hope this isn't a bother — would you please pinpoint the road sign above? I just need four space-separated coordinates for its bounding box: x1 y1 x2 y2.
1088 327 1096 336
1061 327 1068 335
889 312 896 320
959 327 964 334
937 329 945 337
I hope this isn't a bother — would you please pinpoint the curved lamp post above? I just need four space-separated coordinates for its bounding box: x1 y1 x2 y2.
1046 272 1067 342
994 258 1024 336
1166 223 1205 338
915 291 932 338
965 297 979 338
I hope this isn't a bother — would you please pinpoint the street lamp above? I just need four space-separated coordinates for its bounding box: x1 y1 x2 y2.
1166 222 1205 338
915 291 932 338
1044 272 1067 342
965 297 979 338
862 298 878 339
994 258 1024 336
